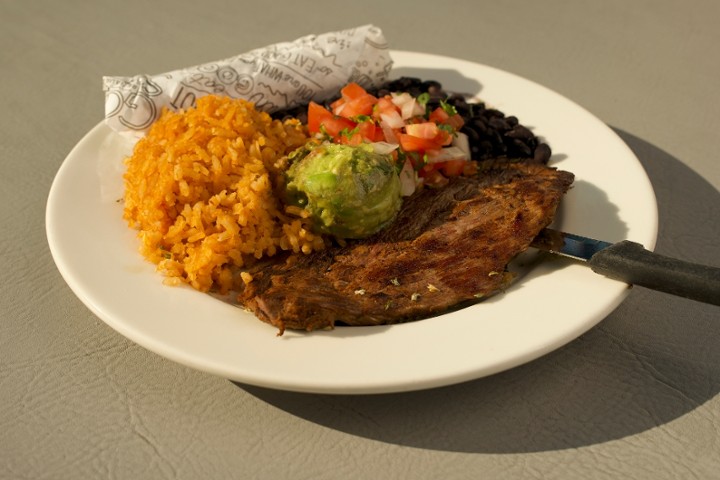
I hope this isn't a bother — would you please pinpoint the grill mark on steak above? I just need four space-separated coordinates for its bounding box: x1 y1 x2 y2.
238 163 574 334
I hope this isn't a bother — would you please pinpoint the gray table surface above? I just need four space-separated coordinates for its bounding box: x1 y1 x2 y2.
3 0 719 478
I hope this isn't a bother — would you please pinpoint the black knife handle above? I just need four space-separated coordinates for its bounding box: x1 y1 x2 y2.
588 241 720 306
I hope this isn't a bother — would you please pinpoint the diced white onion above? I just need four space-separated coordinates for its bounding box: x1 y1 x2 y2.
333 103 346 116
452 131 471 158
390 92 413 108
380 111 404 129
399 159 417 197
400 100 416 119
380 121 400 143
403 99 425 119
391 92 425 120
404 123 437 138
371 142 399 155
426 146 468 164
380 121 399 144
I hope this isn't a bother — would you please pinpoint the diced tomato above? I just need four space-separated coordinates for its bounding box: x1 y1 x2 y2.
398 133 444 152
437 159 467 177
308 101 344 135
324 117 357 138
399 121 453 152
405 122 439 139
405 122 454 147
337 119 379 146
445 113 465 130
419 168 450 188
356 120 379 142
428 107 465 130
335 93 377 118
436 128 454 146
372 96 400 121
338 130 362 146
340 82 368 101
307 101 332 134
463 160 479 176
330 97 345 111
307 101 357 138
428 106 449 124
332 83 377 119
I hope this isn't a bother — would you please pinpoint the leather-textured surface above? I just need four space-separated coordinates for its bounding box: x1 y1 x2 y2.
2 1 719 478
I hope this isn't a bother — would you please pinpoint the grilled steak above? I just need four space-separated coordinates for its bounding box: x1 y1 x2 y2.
238 163 574 333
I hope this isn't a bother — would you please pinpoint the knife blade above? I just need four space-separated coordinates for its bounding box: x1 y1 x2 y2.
531 228 720 306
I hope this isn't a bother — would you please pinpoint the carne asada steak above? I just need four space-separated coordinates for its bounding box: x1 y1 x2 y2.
238 163 574 333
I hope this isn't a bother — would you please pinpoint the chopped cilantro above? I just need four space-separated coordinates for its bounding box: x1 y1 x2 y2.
318 124 331 139
402 151 426 172
339 126 359 140
440 99 458 116
438 123 457 136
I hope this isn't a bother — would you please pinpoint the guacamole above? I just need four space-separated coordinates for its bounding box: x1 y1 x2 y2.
285 143 402 239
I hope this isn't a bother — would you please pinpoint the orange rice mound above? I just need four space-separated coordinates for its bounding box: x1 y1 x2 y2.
122 95 322 294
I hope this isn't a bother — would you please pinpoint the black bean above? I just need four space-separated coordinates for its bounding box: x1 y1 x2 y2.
487 116 508 130
533 143 552 164
509 138 533 157
484 108 505 118
470 119 488 134
462 126 481 143
421 80 442 92
447 93 466 105
479 140 495 156
505 125 534 140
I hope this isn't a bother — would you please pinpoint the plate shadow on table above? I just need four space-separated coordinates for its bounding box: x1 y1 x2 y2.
238 129 720 453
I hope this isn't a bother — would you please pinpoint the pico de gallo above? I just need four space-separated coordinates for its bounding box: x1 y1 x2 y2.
306 82 477 196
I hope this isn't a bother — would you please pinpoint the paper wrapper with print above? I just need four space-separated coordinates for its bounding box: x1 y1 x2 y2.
102 25 393 135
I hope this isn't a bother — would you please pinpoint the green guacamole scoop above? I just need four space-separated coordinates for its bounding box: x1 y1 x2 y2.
284 143 402 239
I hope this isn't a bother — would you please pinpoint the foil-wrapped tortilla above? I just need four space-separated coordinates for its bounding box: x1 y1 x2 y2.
102 24 393 135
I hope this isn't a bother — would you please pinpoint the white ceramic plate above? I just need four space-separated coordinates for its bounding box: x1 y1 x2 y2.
46 51 657 394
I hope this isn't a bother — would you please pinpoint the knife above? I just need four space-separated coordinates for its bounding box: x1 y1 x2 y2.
531 228 720 306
